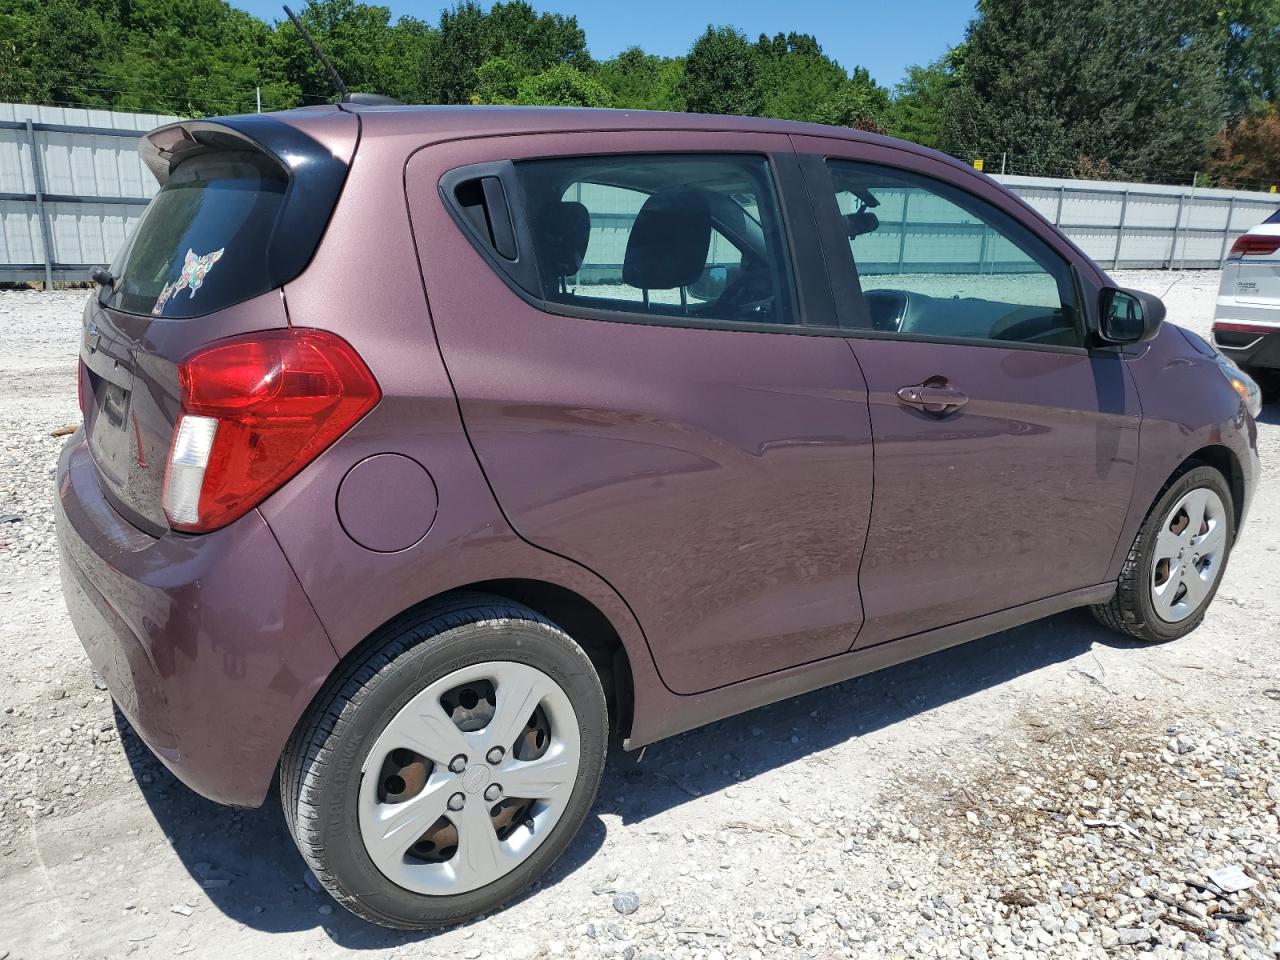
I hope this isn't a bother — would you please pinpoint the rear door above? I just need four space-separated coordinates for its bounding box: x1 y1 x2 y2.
406 131 873 694
794 135 1141 647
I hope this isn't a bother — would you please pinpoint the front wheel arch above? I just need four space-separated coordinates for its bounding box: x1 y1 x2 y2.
1180 445 1245 536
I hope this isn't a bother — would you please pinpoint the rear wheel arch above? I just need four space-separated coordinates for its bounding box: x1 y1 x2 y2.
287 579 635 765
466 579 634 743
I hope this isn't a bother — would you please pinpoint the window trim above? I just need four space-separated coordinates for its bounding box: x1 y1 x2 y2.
803 153 1092 355
438 150 842 337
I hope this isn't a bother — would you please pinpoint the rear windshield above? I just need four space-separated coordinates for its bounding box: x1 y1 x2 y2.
105 151 287 318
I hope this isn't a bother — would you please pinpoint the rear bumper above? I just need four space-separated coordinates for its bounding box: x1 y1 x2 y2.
1213 310 1280 372
55 436 338 807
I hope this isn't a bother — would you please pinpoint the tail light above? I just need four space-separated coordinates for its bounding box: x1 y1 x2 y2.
1227 234 1280 258
163 329 380 533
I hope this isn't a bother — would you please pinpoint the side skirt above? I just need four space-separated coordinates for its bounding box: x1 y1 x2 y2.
623 582 1115 750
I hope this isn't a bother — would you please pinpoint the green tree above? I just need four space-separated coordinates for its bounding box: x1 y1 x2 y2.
272 0 429 106
420 1 590 105
680 25 762 116
944 0 1227 180
472 56 524 104
754 32 850 122
813 67 890 132
0 0 112 107
1212 0 1280 116
885 53 957 148
515 63 612 107
596 47 685 111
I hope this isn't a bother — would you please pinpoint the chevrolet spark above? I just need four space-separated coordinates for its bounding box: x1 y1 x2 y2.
57 104 1261 929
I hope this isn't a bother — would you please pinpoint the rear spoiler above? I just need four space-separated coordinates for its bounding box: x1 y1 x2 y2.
140 114 344 187
139 114 354 293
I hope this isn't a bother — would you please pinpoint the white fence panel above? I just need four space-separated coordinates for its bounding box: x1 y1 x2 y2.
0 103 177 283
996 174 1280 269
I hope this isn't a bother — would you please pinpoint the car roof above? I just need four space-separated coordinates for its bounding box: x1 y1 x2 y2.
338 102 864 139
283 102 960 169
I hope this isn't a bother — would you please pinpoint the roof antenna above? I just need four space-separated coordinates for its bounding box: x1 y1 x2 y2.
283 4 350 101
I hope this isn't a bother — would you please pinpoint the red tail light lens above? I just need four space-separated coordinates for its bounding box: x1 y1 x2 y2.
163 329 380 533
1227 234 1280 258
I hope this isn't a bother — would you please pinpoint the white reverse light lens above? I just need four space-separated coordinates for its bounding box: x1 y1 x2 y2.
163 414 218 526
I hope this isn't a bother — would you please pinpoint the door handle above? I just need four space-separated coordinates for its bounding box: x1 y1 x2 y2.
896 380 969 416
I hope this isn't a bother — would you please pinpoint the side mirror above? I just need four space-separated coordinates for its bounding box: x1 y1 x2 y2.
1097 287 1164 345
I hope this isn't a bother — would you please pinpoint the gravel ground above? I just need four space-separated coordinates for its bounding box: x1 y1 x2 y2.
1 270 1279 960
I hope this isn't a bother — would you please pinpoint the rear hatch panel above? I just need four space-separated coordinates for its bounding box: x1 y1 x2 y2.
80 109 358 535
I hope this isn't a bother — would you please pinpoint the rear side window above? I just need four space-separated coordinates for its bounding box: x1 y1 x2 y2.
513 154 797 327
827 160 1081 348
105 152 286 318
1267 209 1280 224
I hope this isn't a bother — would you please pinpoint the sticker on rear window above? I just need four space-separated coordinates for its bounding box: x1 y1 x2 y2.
152 247 225 316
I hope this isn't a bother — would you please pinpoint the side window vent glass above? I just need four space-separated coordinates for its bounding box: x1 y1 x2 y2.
454 176 517 260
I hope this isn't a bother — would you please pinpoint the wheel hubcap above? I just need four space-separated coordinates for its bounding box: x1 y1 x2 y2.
357 661 580 895
1150 487 1228 624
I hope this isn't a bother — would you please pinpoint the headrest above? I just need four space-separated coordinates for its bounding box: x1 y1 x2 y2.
623 188 711 290
533 200 590 279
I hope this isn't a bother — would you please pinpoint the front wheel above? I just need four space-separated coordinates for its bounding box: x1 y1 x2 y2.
280 595 608 929
1092 466 1234 643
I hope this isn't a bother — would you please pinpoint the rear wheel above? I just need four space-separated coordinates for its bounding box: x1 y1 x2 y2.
1092 466 1234 643
280 595 608 929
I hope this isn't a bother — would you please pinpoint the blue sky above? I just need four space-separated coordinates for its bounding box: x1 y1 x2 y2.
233 0 976 88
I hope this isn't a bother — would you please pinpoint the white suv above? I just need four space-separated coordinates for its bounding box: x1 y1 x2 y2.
1214 209 1280 396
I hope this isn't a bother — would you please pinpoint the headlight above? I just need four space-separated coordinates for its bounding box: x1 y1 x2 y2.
1216 356 1263 418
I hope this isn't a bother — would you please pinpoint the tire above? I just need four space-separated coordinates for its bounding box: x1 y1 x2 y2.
1091 465 1234 643
280 593 608 930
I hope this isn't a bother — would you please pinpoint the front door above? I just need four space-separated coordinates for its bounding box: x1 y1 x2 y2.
406 132 874 694
795 136 1141 647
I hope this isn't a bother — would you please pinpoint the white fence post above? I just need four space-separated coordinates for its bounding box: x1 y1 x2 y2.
24 119 54 288
1219 196 1237 266
1112 190 1129 270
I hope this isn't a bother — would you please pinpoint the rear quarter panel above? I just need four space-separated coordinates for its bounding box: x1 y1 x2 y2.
257 124 668 742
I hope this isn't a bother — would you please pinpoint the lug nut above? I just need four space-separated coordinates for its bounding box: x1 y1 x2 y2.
447 792 465 811
486 747 505 765
449 754 467 773
484 784 502 802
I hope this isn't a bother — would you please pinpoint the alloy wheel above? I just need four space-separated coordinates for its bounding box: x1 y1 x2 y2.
357 660 581 895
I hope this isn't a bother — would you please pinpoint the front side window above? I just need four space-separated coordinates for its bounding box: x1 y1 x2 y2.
514 154 796 326
827 160 1081 347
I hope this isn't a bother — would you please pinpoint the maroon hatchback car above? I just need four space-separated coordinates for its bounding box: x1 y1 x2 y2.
57 104 1261 928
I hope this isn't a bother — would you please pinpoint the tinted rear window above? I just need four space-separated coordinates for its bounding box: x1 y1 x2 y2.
1268 209 1280 224
105 151 287 318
